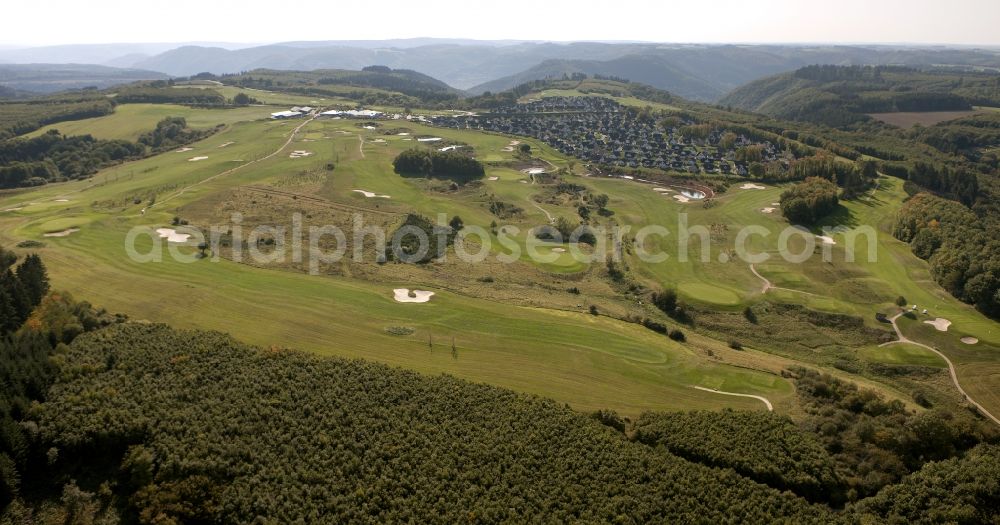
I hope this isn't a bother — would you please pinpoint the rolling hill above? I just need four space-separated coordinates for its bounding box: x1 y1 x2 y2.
720 65 1000 127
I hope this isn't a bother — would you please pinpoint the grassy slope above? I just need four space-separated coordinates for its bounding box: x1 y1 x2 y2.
2 99 999 418
0 116 789 417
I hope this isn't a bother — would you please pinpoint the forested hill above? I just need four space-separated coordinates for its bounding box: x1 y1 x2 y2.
31 323 835 523
719 65 1000 128
218 66 462 103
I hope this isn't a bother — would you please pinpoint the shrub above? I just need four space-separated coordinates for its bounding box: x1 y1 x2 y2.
668 329 686 342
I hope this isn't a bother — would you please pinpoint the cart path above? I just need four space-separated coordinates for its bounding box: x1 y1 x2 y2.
152 112 318 209
691 385 773 411
879 312 1000 426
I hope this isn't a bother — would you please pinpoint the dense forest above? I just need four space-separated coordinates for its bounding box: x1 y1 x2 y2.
17 323 836 523
0 95 114 140
893 192 1000 317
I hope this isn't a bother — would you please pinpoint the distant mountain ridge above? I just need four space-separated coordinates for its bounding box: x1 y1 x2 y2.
2 41 1000 102
0 63 167 94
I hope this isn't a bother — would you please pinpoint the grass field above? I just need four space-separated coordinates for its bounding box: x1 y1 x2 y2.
26 103 272 141
3 100 999 419
867 110 985 128
858 344 947 368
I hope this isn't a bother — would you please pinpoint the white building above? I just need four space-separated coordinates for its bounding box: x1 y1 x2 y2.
320 109 384 118
270 110 303 119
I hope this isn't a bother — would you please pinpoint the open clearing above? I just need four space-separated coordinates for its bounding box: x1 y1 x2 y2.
867 109 984 128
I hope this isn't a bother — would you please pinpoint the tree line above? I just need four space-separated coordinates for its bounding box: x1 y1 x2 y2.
0 117 213 189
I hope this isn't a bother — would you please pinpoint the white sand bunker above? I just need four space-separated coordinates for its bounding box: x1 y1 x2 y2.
771 202 780 206
961 336 979 345
402 138 412 141
353 189 391 199
188 156 208 162
551 247 566 253
176 147 194 153
488 176 499 181
653 187 673 193
217 142 235 148
502 140 521 151
289 150 313 159
817 235 836 245
43 228 79 237
760 207 776 214
524 167 546 175
371 138 387 143
393 288 435 303
397 132 410 136
924 318 952 332
740 183 767 190
417 137 442 142
673 194 691 203
54 199 70 202
439 145 462 152
3 207 24 212
155 228 191 243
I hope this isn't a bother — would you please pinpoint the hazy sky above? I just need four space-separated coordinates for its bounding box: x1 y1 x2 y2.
3 0 999 47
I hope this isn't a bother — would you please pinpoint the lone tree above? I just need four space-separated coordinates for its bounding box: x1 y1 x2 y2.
518 143 531 155
895 296 908 307
449 216 464 231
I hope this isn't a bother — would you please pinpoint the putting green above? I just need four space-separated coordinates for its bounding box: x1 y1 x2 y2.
858 344 947 368
678 282 741 306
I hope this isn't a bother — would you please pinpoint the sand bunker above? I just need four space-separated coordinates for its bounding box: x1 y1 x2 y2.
353 189 391 199
439 145 462 152
393 288 435 303
188 156 208 162
551 247 567 253
740 183 767 190
623 175 635 180
417 137 442 142
3 207 24 212
771 202 780 206
175 147 194 153
673 194 691 203
488 176 499 181
155 228 191 243
289 150 313 158
43 228 79 237
817 235 837 245
397 132 410 136
761 207 776 214
217 142 235 148
924 318 952 332
653 187 673 193
961 336 979 345
54 199 69 202
524 167 547 175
